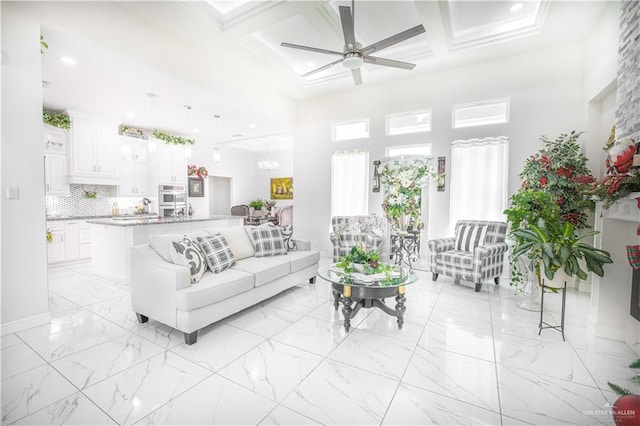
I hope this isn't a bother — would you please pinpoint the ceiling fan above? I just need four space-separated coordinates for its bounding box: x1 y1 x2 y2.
281 1 426 86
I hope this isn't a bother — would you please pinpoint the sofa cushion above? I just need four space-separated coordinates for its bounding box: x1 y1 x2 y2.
439 250 474 269
286 251 320 273
170 237 208 284
149 231 209 262
233 256 290 287
175 269 254 311
214 226 255 260
149 234 183 262
248 226 287 257
197 234 236 273
455 225 488 252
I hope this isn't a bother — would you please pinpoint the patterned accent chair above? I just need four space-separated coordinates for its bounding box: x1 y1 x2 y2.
428 220 508 292
330 214 385 262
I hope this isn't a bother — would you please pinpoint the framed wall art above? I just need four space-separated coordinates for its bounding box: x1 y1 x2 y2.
271 177 293 200
188 177 204 197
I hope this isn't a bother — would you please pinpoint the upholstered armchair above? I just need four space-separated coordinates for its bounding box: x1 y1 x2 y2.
428 220 508 292
330 214 385 262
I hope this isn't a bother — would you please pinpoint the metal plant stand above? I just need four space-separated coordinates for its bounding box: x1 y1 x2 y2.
538 280 567 341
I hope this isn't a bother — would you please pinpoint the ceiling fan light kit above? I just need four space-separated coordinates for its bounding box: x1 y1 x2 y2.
281 1 425 85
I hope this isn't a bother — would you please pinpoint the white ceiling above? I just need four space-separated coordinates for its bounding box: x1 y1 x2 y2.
36 1 609 152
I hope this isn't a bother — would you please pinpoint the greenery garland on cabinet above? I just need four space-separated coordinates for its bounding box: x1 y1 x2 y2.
42 111 70 129
152 129 195 146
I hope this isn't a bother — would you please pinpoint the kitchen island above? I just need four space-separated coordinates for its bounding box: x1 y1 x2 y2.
87 215 242 284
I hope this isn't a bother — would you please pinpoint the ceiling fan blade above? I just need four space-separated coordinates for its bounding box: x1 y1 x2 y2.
351 68 362 86
363 56 416 70
361 24 426 55
339 6 356 50
302 59 344 77
281 42 343 57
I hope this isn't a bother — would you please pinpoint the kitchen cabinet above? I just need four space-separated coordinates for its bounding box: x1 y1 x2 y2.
69 112 119 183
43 124 67 154
46 220 92 264
119 136 151 196
157 143 187 185
44 154 69 196
46 223 66 263
119 162 150 196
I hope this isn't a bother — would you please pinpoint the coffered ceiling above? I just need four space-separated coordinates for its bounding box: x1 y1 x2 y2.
35 1 610 151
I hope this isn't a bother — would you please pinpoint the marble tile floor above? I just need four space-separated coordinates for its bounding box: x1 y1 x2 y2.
2 259 637 425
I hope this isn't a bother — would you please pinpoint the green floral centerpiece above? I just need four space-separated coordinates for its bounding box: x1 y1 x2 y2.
336 246 391 275
379 156 438 232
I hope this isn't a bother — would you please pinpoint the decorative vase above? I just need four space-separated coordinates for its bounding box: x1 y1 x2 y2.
398 213 410 232
517 268 541 311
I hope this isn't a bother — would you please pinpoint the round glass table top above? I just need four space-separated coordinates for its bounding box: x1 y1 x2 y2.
317 264 418 288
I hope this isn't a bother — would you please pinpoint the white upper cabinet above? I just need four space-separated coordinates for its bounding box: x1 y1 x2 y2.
45 155 69 196
43 124 68 154
157 143 187 185
68 112 119 183
119 136 152 196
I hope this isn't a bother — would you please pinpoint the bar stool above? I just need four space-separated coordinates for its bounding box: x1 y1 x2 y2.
538 280 567 341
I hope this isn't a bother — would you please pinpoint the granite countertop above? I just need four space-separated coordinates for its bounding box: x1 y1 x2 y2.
85 215 238 227
47 215 114 221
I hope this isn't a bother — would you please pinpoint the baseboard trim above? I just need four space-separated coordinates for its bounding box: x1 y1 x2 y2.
1 312 52 336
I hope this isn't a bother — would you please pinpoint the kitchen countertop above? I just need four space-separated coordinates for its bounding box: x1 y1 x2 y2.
47 215 113 221
46 214 159 221
85 215 238 227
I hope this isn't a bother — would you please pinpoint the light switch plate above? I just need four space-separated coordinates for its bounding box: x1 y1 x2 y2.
6 187 20 199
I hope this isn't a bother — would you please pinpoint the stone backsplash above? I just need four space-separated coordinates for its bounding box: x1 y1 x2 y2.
616 1 640 138
46 184 117 217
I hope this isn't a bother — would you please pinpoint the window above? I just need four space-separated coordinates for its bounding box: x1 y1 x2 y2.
452 98 509 128
332 119 370 142
331 150 369 216
386 109 432 135
386 144 432 157
449 136 509 232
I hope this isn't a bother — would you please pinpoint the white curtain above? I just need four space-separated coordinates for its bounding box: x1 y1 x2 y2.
331 150 369 216
449 136 509 232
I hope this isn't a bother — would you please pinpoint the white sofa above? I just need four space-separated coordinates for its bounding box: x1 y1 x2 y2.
130 225 320 345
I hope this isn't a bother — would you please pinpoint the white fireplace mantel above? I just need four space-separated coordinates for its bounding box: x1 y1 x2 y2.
588 197 640 355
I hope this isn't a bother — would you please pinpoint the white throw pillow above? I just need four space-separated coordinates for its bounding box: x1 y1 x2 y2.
197 234 236 273
149 234 184 262
216 226 255 260
455 225 488 252
170 237 208 283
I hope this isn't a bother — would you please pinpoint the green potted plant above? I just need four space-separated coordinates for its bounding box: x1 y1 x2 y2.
249 199 264 210
505 131 611 297
518 130 596 228
511 218 613 288
336 246 391 275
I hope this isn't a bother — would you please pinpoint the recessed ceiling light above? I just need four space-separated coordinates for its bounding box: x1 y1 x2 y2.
510 3 523 12
249 123 256 129
59 56 77 65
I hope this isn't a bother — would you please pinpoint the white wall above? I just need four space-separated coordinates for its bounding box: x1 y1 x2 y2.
1 3 51 332
295 43 588 256
187 141 294 217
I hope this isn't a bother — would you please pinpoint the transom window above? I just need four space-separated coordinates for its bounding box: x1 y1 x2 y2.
452 98 509 128
332 119 370 142
386 144 432 157
386 109 432 135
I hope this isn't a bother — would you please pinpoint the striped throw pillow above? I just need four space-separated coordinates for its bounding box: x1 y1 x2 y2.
455 225 488 252
197 234 236 273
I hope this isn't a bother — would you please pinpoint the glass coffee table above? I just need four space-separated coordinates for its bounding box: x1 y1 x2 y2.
317 265 418 332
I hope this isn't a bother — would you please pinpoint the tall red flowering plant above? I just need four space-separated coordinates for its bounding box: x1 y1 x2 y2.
518 131 596 228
